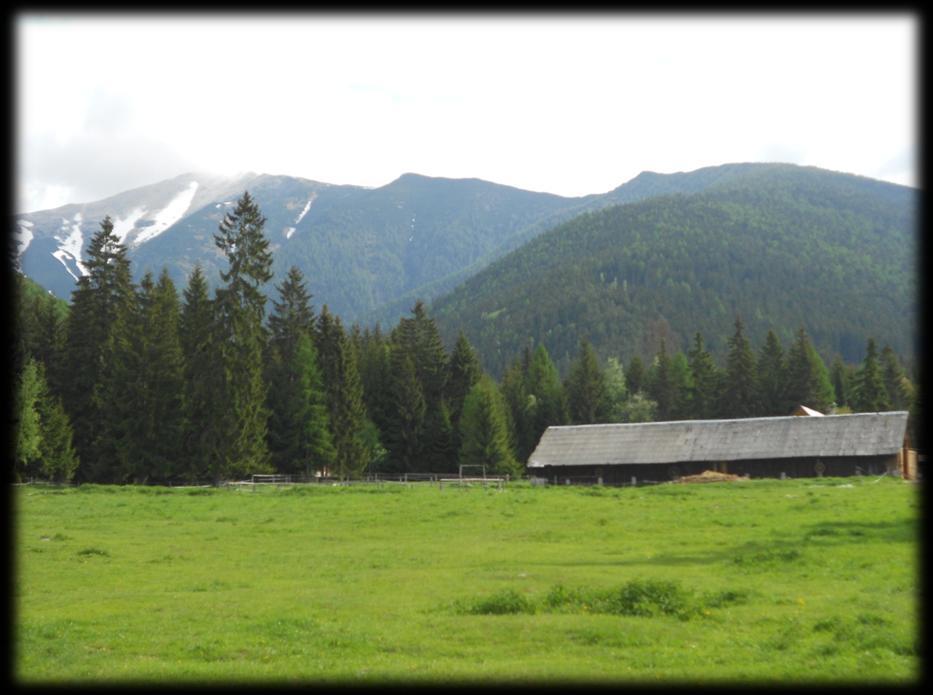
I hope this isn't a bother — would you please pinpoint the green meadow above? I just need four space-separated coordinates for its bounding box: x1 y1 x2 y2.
14 477 919 684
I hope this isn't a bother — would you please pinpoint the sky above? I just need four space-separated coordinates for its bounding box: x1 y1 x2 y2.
16 13 918 214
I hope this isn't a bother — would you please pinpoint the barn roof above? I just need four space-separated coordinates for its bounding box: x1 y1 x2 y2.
527 412 909 468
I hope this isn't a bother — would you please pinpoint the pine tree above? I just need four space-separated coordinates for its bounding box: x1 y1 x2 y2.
14 358 44 482
59 216 135 481
565 338 611 424
179 265 222 482
851 339 891 412
687 332 721 420
134 270 186 482
829 356 851 410
317 308 369 478
35 382 79 483
626 355 646 395
526 344 569 447
383 347 426 473
755 330 787 416
268 332 336 477
499 350 533 462
880 345 912 411
212 191 274 479
458 376 519 477
784 328 835 413
446 331 482 432
647 339 674 421
669 352 694 420
604 357 628 422
720 316 757 418
267 266 316 362
355 326 393 437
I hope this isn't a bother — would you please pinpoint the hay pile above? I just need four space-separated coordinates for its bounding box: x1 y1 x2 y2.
675 470 749 484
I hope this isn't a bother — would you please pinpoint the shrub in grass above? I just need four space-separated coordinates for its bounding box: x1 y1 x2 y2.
464 589 536 615
605 579 697 619
76 547 109 557
702 588 750 608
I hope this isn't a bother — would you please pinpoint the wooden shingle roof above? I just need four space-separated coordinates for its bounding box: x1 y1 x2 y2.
527 412 909 468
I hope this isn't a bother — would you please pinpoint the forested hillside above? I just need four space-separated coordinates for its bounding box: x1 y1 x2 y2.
431 165 917 377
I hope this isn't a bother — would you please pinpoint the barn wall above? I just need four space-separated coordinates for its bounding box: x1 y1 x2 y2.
534 454 899 484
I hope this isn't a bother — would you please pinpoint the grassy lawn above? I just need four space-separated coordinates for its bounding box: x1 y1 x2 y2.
13 477 920 684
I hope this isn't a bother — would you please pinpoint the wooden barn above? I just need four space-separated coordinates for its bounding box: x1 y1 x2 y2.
527 411 912 484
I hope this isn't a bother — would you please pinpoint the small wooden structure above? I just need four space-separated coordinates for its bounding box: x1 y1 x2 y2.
527 412 911 483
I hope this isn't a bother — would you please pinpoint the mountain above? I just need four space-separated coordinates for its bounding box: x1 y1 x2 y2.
15 163 812 327
430 164 918 376
14 171 577 322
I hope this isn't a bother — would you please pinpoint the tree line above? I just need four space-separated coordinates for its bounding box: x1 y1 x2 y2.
12 192 920 484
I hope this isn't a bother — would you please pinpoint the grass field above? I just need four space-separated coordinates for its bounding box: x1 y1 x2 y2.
14 477 920 684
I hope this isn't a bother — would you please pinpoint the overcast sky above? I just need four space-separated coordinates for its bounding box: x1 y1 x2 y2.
16 13 917 214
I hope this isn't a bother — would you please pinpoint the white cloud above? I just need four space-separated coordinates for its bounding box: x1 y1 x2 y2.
16 14 917 212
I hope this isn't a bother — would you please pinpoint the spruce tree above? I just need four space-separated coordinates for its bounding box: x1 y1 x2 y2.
317 308 369 478
604 357 628 422
565 338 611 424
59 216 135 481
526 344 570 446
500 350 534 462
446 331 483 432
851 339 891 412
669 352 694 420
647 339 675 421
179 265 223 482
720 316 757 418
784 328 835 413
134 269 186 482
14 358 43 481
626 355 646 395
383 347 426 473
829 356 851 410
458 376 519 476
35 379 79 483
880 345 912 411
755 330 787 416
212 191 274 479
687 332 721 420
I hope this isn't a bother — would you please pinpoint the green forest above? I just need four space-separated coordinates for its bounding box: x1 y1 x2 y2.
432 165 916 377
12 191 919 485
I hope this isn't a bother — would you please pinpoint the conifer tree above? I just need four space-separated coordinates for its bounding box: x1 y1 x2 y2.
880 345 912 411
265 267 334 475
526 344 570 445
59 216 135 481
446 331 483 432
33 359 79 483
212 191 274 479
499 350 533 462
755 329 787 416
604 357 628 422
851 339 891 412
669 352 694 420
317 308 369 478
356 326 393 437
14 358 43 481
131 269 186 482
267 332 336 476
720 316 757 418
687 332 721 420
626 355 646 395
179 265 223 482
647 338 676 421
383 347 426 473
784 328 835 413
458 376 520 477
565 338 611 424
829 356 852 410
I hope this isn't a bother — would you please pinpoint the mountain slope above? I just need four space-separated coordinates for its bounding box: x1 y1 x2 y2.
430 164 917 376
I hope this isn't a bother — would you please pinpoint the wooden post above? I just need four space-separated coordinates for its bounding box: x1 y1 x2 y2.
631 476 637 486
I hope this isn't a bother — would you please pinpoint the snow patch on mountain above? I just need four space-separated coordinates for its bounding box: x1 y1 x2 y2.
52 212 87 280
295 195 316 225
16 219 34 255
112 206 147 244
285 226 297 239
133 181 199 246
